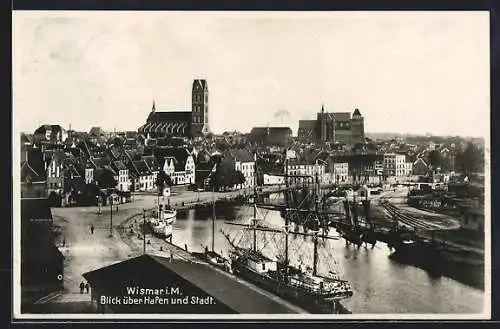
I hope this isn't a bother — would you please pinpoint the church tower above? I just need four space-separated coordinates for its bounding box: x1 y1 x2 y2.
191 79 210 136
350 108 365 144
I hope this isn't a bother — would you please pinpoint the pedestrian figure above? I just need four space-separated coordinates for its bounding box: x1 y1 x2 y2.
62 237 66 247
90 225 94 234
79 281 85 294
85 282 90 293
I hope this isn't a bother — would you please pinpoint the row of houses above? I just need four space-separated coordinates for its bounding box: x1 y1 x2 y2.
20 139 199 205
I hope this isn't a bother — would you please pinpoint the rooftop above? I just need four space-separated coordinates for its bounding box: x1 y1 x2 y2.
83 254 300 314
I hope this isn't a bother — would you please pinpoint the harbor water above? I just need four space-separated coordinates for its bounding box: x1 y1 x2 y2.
170 204 485 314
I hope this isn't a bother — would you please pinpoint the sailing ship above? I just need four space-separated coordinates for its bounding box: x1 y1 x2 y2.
336 194 378 249
222 155 353 313
191 163 232 271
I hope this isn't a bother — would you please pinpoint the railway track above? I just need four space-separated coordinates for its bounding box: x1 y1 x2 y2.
379 200 445 231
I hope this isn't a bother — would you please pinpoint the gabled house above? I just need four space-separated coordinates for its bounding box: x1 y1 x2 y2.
111 161 130 192
224 149 255 189
157 148 196 185
143 155 161 185
194 149 212 186
413 158 430 176
83 159 96 184
163 157 176 178
62 159 85 206
46 150 67 198
130 160 154 191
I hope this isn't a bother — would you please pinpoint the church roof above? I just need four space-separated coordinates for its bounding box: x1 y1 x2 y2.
333 112 351 121
139 111 192 136
146 111 192 123
352 108 362 117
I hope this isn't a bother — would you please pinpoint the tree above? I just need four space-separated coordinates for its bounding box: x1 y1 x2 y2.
428 150 442 173
155 170 173 196
95 169 117 194
456 142 484 177
255 166 265 186
232 170 246 187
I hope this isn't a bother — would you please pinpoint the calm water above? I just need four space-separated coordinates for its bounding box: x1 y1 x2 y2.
170 204 485 314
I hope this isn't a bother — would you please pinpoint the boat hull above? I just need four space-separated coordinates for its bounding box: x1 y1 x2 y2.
163 210 177 225
231 259 352 314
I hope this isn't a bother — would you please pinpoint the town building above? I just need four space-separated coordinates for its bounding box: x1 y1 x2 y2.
21 198 64 301
263 174 285 185
286 160 325 184
111 161 130 192
130 160 154 192
194 150 214 187
383 153 414 182
143 155 161 187
225 149 256 189
33 125 68 145
138 79 210 138
333 162 349 184
158 148 196 185
383 153 406 177
82 254 297 314
298 106 365 145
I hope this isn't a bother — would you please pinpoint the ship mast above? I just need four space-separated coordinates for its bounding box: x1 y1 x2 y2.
313 233 319 276
253 157 257 251
313 171 320 276
212 184 215 252
284 152 289 265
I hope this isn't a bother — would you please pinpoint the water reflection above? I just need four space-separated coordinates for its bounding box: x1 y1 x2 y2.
171 204 484 314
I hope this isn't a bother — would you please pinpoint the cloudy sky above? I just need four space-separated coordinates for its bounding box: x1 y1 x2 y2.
13 11 489 137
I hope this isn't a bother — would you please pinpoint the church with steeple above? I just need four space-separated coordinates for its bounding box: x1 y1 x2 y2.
298 105 365 144
138 79 210 138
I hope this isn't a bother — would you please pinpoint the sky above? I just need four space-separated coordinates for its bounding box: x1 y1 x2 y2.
12 11 490 137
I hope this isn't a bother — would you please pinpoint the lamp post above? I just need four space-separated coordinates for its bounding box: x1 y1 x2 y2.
96 195 101 214
143 208 146 254
109 192 113 237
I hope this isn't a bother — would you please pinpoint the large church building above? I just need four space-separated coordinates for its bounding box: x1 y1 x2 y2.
298 105 365 145
138 79 210 138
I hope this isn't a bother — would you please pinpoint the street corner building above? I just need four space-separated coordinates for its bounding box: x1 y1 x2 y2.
82 254 300 314
20 198 64 311
138 79 210 139
298 105 365 145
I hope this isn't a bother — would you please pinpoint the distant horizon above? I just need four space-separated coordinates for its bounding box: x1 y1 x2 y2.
20 124 486 140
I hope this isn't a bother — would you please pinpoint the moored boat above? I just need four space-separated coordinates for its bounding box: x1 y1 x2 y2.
222 154 354 314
